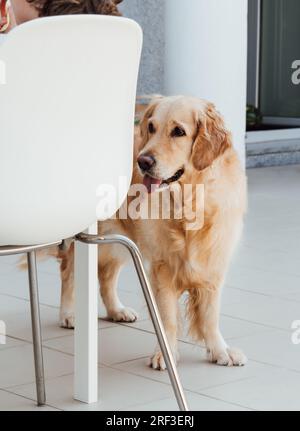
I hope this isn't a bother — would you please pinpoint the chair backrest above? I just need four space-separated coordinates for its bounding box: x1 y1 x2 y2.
0 16 142 245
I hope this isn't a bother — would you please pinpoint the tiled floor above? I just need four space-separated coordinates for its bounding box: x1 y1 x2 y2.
0 164 300 411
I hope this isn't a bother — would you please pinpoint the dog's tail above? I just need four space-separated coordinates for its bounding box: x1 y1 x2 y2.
18 244 63 270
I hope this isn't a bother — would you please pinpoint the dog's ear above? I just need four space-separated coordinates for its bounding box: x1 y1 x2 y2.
113 0 123 4
191 103 232 171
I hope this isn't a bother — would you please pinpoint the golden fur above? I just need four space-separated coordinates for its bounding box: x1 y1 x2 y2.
52 96 248 368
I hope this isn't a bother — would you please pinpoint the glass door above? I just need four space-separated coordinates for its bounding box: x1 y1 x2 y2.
260 0 300 126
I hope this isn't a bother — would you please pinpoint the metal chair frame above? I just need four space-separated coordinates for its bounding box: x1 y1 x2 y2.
0 241 61 406
0 234 188 411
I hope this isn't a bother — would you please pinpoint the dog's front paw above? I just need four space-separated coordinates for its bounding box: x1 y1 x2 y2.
59 311 75 329
208 347 247 366
107 307 138 323
149 349 179 371
149 351 167 371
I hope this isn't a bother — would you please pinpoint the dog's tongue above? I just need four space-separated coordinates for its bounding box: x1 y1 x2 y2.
143 175 162 194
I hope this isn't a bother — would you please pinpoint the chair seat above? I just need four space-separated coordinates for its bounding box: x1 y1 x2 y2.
0 241 62 256
0 15 142 245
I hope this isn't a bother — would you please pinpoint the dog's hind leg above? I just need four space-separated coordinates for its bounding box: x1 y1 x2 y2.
59 240 138 327
98 244 138 323
59 243 75 329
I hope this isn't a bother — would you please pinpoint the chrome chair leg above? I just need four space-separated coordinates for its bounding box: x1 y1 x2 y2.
0 242 61 407
27 251 46 406
76 233 189 412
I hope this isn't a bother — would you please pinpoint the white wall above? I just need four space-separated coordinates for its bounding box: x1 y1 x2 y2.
120 0 165 95
164 0 248 163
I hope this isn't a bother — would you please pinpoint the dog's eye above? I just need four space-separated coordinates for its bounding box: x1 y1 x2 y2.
171 127 186 138
148 122 156 134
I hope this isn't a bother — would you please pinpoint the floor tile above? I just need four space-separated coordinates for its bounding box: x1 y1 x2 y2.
0 335 28 351
121 390 251 411
0 344 73 388
201 368 300 411
233 247 300 278
127 313 271 344
222 294 300 331
242 215 300 254
221 286 258 306
1 165 300 411
44 325 156 366
283 291 300 303
35 257 60 276
0 255 20 268
0 389 59 411
0 270 61 307
231 329 300 372
226 264 300 297
0 293 32 317
0 295 72 341
12 367 174 411
117 264 141 294
115 342 272 392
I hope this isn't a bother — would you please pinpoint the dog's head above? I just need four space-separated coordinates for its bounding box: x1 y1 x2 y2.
137 96 232 193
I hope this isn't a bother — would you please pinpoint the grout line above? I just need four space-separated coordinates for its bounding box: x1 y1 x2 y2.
0 387 63 411
119 319 273 346
184 387 256 411
40 344 75 358
109 355 150 367
225 284 276 298
111 341 300 381
115 322 212 350
105 363 173 387
121 395 255 412
225 329 273 342
229 257 300 280
191 376 258 393
6 319 299 376
105 363 255 411
237 358 300 375
14 330 300 381
186 388 257 411
0 291 60 310
225 284 300 304
220 313 291 333
7 372 75 392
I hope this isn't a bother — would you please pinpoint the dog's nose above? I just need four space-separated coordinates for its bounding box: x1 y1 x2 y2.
138 154 156 172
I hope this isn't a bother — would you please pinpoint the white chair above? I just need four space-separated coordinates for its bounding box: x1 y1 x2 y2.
0 16 188 410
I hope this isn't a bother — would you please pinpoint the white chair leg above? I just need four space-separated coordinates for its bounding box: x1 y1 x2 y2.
74 223 98 403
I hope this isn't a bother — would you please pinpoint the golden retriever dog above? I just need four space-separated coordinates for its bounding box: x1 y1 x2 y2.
50 96 247 369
